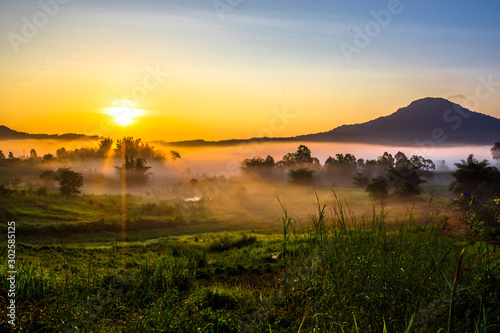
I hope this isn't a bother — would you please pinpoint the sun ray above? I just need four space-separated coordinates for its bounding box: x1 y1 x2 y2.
104 100 145 126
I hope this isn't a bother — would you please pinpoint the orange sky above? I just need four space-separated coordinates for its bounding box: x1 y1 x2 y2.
1 1 499 142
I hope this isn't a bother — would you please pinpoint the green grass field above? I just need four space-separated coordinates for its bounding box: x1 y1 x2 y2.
1 183 499 332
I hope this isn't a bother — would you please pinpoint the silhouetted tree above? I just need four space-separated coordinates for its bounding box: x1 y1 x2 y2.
394 181 422 197
325 153 357 169
55 168 83 195
434 160 449 171
115 155 153 186
324 153 358 185
115 137 140 156
42 153 55 162
409 155 435 179
242 155 275 169
29 149 37 159
279 145 319 168
39 170 56 187
241 155 276 179
358 159 378 178
170 150 181 162
386 152 425 196
5 152 21 163
294 145 316 163
377 152 394 169
114 136 164 160
366 176 388 199
491 142 500 163
39 170 54 180
56 147 68 159
97 137 114 156
141 142 157 159
394 151 407 166
289 167 314 185
449 154 500 199
73 147 96 160
352 172 370 188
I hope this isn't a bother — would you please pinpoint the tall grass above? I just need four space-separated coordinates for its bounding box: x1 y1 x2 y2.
1 192 499 332
275 192 500 332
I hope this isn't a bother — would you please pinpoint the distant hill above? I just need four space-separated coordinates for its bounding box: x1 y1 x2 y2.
3 98 499 146
295 97 500 145
163 97 500 147
0 125 100 141
155 138 277 148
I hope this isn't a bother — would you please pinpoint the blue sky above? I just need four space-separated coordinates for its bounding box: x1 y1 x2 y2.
1 0 499 140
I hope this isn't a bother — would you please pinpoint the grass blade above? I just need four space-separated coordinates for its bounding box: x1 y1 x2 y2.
407 206 453 292
448 248 465 333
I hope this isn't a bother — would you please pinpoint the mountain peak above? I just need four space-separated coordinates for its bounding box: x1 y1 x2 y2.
408 96 453 106
394 97 460 115
0 125 100 141
2 98 499 147
298 97 500 145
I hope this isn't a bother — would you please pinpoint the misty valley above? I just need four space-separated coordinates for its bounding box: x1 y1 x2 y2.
1 137 500 331
3 0 500 330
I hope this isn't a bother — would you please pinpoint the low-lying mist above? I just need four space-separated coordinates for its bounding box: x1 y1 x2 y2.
2 139 495 195
164 141 496 176
3 138 483 231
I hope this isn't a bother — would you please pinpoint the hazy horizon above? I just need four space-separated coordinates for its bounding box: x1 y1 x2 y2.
1 138 496 174
2 1 500 142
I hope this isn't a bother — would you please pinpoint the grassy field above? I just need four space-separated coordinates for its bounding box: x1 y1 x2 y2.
0 181 455 244
1 183 499 332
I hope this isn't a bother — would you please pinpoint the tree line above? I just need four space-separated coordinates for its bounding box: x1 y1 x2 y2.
1 141 499 198
241 144 500 199
0 137 182 195
0 137 181 164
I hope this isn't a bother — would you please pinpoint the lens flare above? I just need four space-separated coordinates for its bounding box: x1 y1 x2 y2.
104 100 144 126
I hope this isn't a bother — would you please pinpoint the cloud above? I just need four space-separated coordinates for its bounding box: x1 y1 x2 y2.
448 94 466 100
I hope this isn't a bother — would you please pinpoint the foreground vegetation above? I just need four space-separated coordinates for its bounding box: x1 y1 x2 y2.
1 192 499 332
1 143 499 331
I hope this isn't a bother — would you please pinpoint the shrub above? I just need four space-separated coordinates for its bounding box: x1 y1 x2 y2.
352 172 370 188
365 176 388 199
55 167 84 196
208 234 257 253
34 186 48 196
453 194 500 239
449 154 500 199
289 168 314 185
394 181 422 197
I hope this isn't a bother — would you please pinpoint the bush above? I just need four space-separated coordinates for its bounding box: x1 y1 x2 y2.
453 194 500 239
202 289 237 310
208 234 257 252
289 168 314 185
450 154 500 199
394 181 422 197
352 172 370 188
55 167 84 196
34 186 48 196
365 176 388 199
0 184 14 196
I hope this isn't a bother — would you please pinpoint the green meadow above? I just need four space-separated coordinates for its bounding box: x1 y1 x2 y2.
1 181 499 332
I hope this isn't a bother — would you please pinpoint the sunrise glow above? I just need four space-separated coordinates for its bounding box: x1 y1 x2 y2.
105 101 145 126
2 2 500 330
1 1 499 142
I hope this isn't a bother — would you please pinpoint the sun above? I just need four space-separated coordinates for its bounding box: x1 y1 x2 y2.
105 100 145 126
